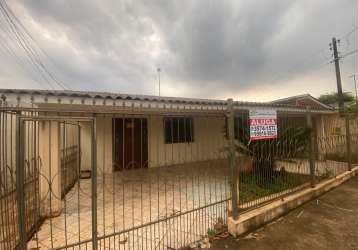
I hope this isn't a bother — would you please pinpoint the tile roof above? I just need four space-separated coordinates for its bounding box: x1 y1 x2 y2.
0 88 335 113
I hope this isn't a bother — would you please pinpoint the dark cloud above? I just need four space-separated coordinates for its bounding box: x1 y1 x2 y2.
0 0 357 100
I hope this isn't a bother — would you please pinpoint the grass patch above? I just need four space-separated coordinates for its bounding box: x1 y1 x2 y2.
239 172 310 203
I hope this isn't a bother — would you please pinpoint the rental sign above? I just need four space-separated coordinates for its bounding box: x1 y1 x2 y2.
249 110 277 140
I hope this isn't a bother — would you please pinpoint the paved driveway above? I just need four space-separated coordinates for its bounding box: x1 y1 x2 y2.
211 176 358 250
27 161 230 249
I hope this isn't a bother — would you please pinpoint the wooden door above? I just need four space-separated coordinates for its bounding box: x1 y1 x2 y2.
113 118 148 170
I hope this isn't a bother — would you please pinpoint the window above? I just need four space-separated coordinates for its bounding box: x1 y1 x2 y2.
164 117 194 143
225 115 250 143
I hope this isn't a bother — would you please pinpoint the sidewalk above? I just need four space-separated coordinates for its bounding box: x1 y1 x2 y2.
211 176 358 250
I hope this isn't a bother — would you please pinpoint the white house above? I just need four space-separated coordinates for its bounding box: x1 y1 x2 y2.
0 89 336 175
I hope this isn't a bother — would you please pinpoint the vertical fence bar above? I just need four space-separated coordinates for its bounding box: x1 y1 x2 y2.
227 99 239 220
91 118 98 250
77 123 82 245
345 114 352 171
306 106 316 188
16 117 26 250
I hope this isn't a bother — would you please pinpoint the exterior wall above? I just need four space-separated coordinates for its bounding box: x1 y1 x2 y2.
148 115 227 168
78 116 113 174
96 116 113 174
88 114 228 171
315 113 358 158
315 114 345 158
39 121 62 216
315 113 358 137
315 114 346 138
79 121 92 171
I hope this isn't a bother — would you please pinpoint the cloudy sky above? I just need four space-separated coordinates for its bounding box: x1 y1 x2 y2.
0 0 358 101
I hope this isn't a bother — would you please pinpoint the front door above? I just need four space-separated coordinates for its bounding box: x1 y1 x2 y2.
113 118 148 170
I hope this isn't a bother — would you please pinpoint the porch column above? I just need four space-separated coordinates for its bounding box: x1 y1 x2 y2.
39 120 62 217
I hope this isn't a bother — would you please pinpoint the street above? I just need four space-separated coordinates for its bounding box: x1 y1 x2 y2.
211 176 358 250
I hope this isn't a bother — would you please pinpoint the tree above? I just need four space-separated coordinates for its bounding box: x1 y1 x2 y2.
318 92 354 105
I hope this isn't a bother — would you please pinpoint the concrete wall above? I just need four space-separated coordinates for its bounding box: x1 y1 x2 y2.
96 116 113 174
79 121 92 171
315 114 346 138
78 117 113 174
315 114 358 158
275 158 348 177
39 121 62 216
316 113 358 138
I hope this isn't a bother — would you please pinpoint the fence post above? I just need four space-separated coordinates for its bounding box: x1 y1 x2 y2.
345 114 352 171
16 117 26 250
91 118 98 250
227 98 239 220
306 106 316 188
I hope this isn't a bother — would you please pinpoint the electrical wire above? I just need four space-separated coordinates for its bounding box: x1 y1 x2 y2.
2 0 70 90
341 48 358 59
0 0 70 90
0 32 48 89
0 2 58 90
340 25 358 53
267 48 332 85
0 14 55 90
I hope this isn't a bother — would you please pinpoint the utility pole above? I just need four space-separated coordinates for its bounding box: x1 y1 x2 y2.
350 74 357 105
157 67 161 96
330 37 344 113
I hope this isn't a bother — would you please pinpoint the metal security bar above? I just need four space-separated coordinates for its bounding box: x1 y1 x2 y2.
48 112 231 250
12 114 94 250
0 111 43 250
229 108 313 211
316 114 358 178
0 111 20 250
60 123 80 198
1 104 357 250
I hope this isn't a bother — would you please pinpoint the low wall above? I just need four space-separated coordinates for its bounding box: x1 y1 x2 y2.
274 158 349 177
228 166 358 237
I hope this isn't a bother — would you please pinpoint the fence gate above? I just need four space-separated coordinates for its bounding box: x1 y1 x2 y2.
1 111 232 250
0 112 95 250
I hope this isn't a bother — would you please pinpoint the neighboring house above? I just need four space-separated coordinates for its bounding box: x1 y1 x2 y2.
272 93 358 158
271 93 354 136
271 93 334 110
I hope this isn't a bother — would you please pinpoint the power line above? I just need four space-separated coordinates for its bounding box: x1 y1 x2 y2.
340 24 358 52
2 0 70 90
266 24 358 88
2 0 67 89
0 32 48 89
0 0 69 90
267 48 332 85
0 15 55 90
342 25 358 38
0 1 58 90
341 48 358 59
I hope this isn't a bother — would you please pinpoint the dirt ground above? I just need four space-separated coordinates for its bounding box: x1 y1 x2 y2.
210 176 358 250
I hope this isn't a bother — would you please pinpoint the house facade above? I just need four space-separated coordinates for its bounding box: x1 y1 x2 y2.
0 89 337 175
2 89 352 250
